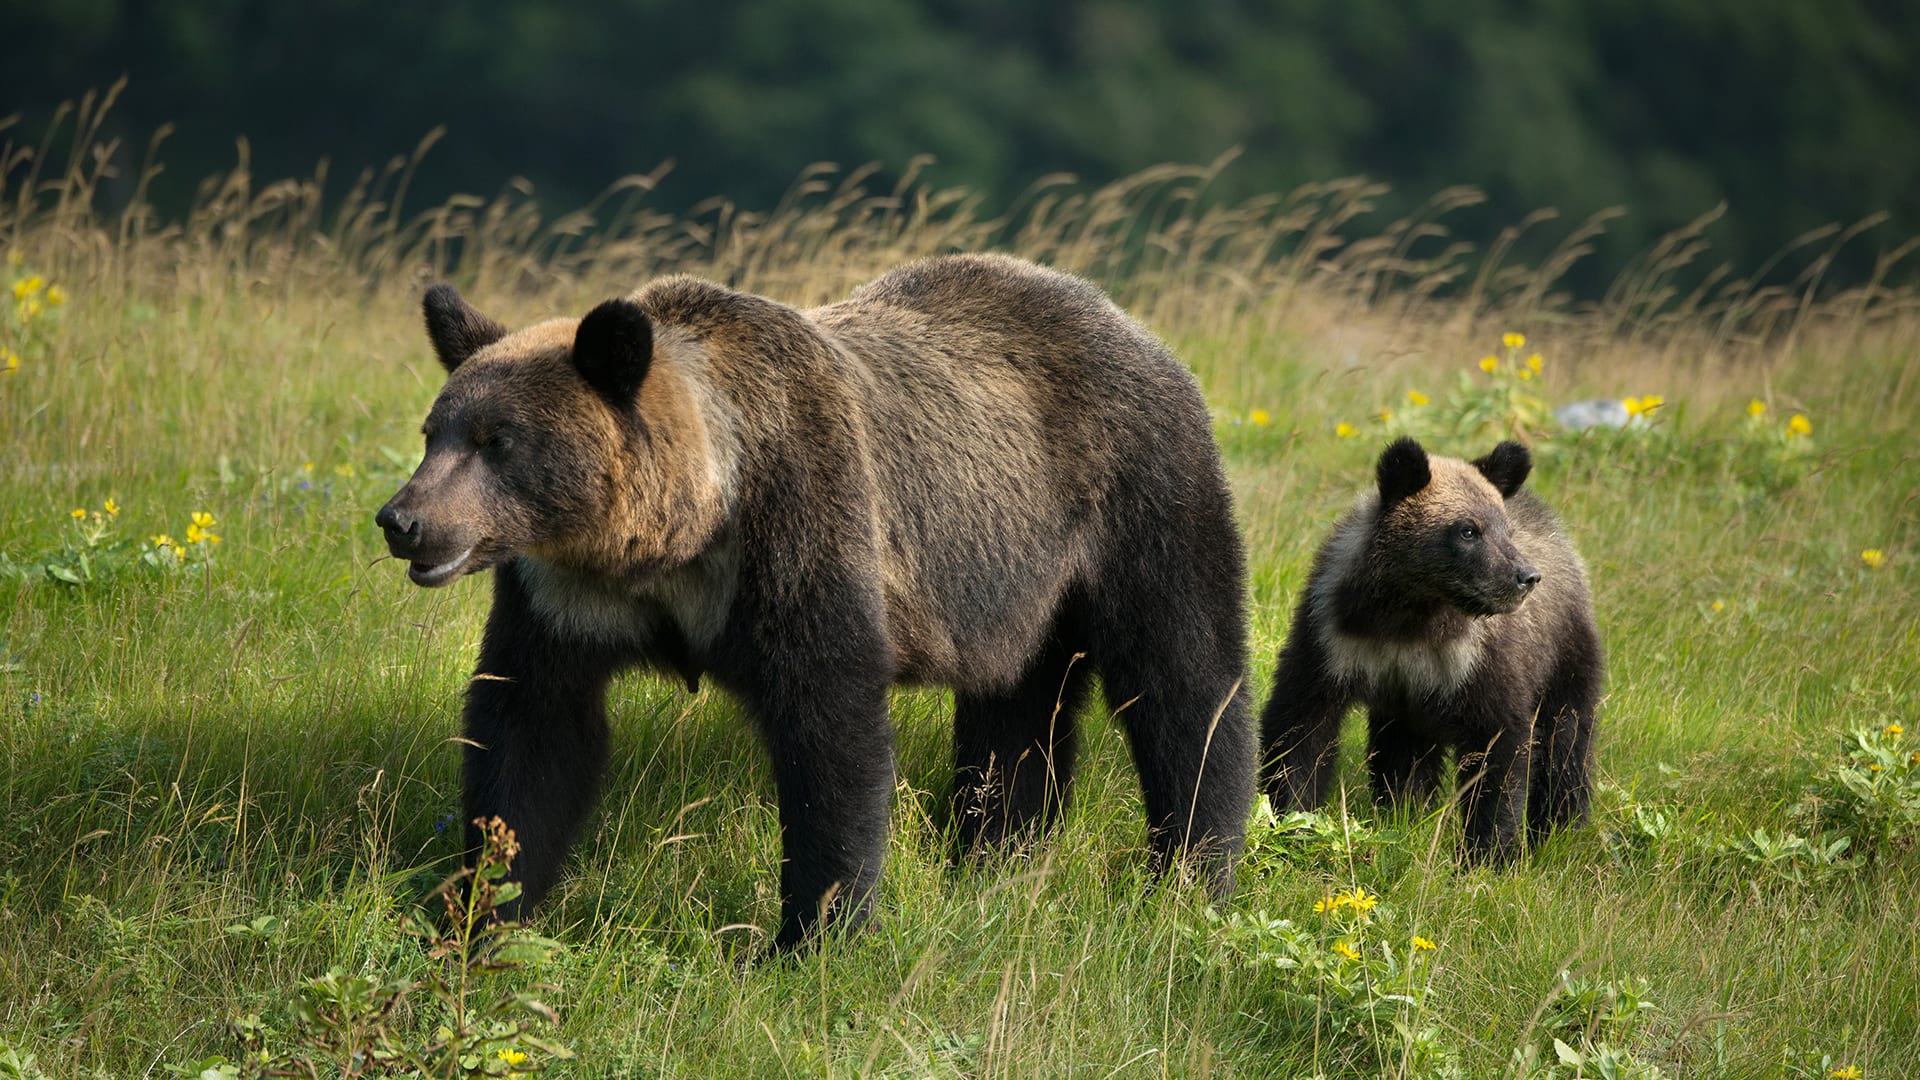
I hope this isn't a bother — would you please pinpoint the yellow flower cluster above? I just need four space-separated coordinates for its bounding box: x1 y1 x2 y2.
185 510 222 546
1330 940 1362 961
1829 1065 1863 1079
1313 887 1380 914
1788 413 1812 436
1860 548 1885 570
1411 935 1437 951
1622 394 1666 417
1 345 18 375
8 272 65 321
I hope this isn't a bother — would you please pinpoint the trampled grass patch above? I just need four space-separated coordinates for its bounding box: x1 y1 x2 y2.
2 94 1917 1076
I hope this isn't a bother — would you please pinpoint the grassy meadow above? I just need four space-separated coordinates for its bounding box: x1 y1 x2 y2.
3 102 1919 1077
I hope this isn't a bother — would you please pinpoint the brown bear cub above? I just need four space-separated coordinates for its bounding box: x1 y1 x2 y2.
376 254 1254 947
1260 437 1602 862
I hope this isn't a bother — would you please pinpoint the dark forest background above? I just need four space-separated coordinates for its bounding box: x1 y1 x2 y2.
5 0 1917 293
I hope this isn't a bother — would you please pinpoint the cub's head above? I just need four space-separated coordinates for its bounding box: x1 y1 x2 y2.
1370 436 1540 616
376 285 698 587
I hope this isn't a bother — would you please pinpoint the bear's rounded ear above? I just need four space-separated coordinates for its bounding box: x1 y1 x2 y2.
1472 440 1532 498
573 297 653 406
422 284 507 374
1376 436 1431 507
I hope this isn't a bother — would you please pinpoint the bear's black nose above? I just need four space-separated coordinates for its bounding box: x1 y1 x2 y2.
376 503 422 549
1516 566 1542 591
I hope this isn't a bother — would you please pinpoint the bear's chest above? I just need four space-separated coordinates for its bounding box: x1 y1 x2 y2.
515 542 739 658
1321 622 1487 701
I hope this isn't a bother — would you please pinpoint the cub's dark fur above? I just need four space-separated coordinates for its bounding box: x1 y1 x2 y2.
1260 437 1602 861
377 254 1254 947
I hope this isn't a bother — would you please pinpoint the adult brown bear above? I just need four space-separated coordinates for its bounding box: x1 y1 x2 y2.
376 254 1254 946
1260 437 1603 862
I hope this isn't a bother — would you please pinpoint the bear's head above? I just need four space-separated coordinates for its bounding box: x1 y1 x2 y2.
1369 436 1541 617
375 285 725 587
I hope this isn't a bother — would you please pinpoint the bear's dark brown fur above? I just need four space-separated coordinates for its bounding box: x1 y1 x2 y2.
377 254 1254 946
1260 437 1602 861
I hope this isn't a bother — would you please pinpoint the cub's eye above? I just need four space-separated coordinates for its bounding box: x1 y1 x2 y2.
1457 523 1479 541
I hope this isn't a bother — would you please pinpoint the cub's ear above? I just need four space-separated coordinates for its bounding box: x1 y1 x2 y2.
422 284 507 373
1473 440 1532 498
573 297 653 405
1376 436 1431 507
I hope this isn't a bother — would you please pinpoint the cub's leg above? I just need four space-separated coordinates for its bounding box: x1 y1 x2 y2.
1528 633 1603 841
1455 716 1533 864
1261 601 1354 813
1366 709 1445 811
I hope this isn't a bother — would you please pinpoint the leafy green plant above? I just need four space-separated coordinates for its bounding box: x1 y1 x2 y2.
1792 723 1920 863
1191 887 1453 1076
210 818 572 1078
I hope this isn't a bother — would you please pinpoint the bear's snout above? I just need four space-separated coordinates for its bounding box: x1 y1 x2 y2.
1515 565 1542 593
375 500 423 554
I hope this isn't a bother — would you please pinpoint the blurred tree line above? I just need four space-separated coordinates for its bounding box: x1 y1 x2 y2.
5 0 1916 293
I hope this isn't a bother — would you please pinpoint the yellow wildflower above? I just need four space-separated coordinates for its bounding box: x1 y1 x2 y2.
1885 723 1903 736
1502 332 1526 349
1345 888 1380 912
1331 941 1362 961
1412 935 1436 951
150 534 174 548
70 508 86 520
1869 763 1883 772
1640 394 1665 412
11 275 44 301
1788 414 1812 436
1250 408 1271 427
1516 368 1532 381
1747 398 1767 417
1406 389 1429 406
1479 355 1498 373
1711 600 1724 612
46 284 66 306
1313 896 1334 913
22 298 43 319
103 498 119 517
1377 407 1393 422
1527 353 1543 373
1829 1066 1862 1080
186 525 203 544
1622 397 1643 416
192 511 216 530
497 1048 529 1067
1 346 18 373
1335 422 1357 439
334 462 356 479
1860 548 1885 569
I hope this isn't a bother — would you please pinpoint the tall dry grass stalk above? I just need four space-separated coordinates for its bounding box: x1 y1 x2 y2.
6 84 1917 414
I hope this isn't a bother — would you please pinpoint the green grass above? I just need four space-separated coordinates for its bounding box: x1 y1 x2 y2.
2 127 1918 1077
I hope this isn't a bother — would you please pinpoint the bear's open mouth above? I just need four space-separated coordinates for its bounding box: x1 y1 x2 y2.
408 547 474 587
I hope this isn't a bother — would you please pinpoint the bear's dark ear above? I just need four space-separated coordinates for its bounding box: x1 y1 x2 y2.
572 297 653 406
1472 440 1532 498
422 284 507 373
1376 436 1431 507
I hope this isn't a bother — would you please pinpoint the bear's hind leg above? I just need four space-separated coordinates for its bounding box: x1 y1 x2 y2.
952 636 1092 854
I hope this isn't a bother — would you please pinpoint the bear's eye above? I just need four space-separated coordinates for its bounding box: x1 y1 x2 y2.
1457 523 1479 541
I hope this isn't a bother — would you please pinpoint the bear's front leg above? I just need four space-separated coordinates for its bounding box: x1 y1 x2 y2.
754 670 896 949
462 562 625 917
1455 717 1533 865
